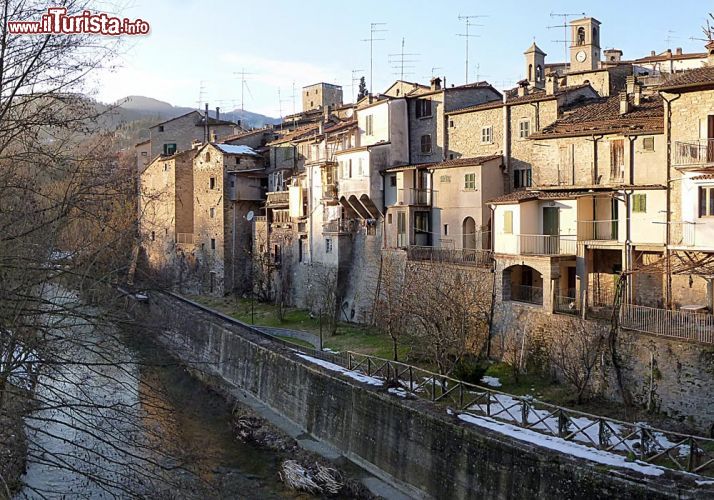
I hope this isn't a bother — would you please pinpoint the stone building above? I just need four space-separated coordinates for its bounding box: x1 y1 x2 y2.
144 110 239 160
302 82 343 112
191 142 265 295
135 139 150 172
138 149 195 275
489 83 666 314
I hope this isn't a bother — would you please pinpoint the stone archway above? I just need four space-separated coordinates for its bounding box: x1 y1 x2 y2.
463 216 476 250
502 264 544 305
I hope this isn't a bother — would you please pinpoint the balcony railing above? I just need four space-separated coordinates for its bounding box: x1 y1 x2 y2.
272 210 291 224
266 191 290 207
578 220 618 241
510 284 543 305
175 233 193 245
406 245 493 267
323 218 356 234
554 294 579 315
674 139 714 166
518 234 577 255
620 304 714 344
396 188 433 206
670 221 696 247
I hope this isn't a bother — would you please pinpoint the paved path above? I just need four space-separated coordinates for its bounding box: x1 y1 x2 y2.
254 326 321 348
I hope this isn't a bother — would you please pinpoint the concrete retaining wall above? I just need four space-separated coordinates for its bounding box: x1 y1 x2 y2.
137 291 708 500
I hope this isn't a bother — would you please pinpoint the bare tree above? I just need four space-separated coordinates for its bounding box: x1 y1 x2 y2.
548 320 605 404
305 264 339 336
374 251 408 361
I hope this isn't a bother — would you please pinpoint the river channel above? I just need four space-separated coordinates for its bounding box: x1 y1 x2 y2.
17 305 307 499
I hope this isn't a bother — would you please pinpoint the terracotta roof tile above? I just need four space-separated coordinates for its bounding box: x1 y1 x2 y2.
658 66 714 91
382 155 502 173
531 94 664 138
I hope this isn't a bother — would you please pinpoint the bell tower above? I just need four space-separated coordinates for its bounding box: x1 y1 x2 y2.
524 42 546 89
569 17 601 72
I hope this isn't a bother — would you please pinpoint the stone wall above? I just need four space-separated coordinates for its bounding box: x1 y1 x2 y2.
447 105 504 160
492 299 714 433
138 292 707 500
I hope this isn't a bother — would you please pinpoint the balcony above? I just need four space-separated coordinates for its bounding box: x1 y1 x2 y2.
406 245 493 267
674 139 714 167
323 218 356 235
175 233 193 245
396 188 433 206
271 209 291 228
266 191 289 207
518 234 577 255
578 220 618 241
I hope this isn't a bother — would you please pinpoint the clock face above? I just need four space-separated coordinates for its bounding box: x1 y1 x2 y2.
576 50 587 63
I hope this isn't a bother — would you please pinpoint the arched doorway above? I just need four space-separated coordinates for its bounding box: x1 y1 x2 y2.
463 217 476 250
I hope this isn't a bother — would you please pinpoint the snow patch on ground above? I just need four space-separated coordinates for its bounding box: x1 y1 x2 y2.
388 387 410 398
456 412 665 477
481 376 502 387
296 354 383 386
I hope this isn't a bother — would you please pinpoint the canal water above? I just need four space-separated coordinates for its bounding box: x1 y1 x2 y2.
17 304 308 499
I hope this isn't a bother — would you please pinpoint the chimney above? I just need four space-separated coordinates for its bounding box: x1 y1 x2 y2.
633 84 642 107
430 77 442 91
707 41 714 66
626 75 636 94
676 47 683 55
236 119 241 129
210 130 218 142
324 105 331 122
619 91 630 115
650 50 656 57
517 79 529 97
545 73 559 95
216 106 220 122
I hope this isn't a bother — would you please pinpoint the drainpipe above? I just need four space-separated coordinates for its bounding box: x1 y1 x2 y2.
529 101 540 132
624 189 633 304
627 135 637 185
591 134 604 184
502 96 510 181
661 91 681 309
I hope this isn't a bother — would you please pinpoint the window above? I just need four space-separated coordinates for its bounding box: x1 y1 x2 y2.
514 169 532 188
577 26 586 45
158 125 164 132
415 212 429 233
440 175 451 183
420 134 432 154
165 228 168 235
699 186 714 217
610 139 624 181
209 177 216 189
358 158 364 176
390 175 397 187
163 164 168 171
163 143 177 155
518 120 530 139
464 173 476 190
388 213 393 224
325 238 333 253
141 151 147 156
481 126 493 144
643 137 655 151
150 231 155 241
210 207 215 218
204 152 211 162
415 99 432 118
274 245 281 264
348 159 353 178
230 179 235 188
210 238 216 250
235 157 241 165
365 114 374 135
310 101 314 107
632 194 647 213
449 119 454 128
504 211 513 234
444 224 449 236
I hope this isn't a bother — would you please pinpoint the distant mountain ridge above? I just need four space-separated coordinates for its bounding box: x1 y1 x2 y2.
114 95 280 129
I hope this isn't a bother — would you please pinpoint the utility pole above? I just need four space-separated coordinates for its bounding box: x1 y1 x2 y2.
389 37 419 81
547 12 585 72
362 22 387 95
457 15 485 84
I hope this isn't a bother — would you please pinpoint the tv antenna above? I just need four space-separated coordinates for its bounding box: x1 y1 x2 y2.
196 80 206 110
362 22 387 95
457 14 486 84
548 12 585 72
233 68 255 112
475 63 490 82
665 30 680 47
389 37 420 81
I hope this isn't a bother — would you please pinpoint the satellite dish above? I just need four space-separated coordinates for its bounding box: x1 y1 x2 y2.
246 211 255 222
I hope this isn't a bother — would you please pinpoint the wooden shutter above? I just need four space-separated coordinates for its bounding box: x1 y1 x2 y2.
504 211 513 234
610 140 624 181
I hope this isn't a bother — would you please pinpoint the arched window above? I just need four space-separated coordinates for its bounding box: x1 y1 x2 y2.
577 27 586 46
535 65 543 81
528 64 533 81
592 27 599 44
204 152 211 162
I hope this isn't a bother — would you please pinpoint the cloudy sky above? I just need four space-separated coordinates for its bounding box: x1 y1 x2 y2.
90 0 711 117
